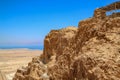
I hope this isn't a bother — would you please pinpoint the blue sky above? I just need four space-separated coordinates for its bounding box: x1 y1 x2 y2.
0 0 117 46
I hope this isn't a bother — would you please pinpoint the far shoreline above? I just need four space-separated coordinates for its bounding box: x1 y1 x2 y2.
0 48 43 51
0 48 43 54
0 45 44 50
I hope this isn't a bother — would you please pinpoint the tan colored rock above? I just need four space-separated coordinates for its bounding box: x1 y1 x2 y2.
47 17 120 80
13 2 120 80
40 27 77 64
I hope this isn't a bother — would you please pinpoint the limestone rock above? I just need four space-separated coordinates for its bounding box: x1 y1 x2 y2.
13 2 120 80
40 27 77 64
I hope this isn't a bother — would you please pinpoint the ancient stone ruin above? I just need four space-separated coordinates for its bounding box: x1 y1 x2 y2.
101 1 120 11
94 1 120 19
13 1 120 80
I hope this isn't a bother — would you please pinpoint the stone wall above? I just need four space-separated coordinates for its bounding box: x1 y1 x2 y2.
101 1 120 11
94 1 120 19
94 8 106 19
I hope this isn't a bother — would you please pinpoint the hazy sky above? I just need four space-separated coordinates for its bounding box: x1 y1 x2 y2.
0 0 117 46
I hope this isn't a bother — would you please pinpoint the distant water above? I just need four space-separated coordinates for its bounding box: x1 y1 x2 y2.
0 45 43 50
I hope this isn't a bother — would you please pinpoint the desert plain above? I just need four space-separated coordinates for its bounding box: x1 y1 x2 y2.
0 49 42 80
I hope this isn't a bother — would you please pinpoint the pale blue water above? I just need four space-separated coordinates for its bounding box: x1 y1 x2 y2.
0 45 43 50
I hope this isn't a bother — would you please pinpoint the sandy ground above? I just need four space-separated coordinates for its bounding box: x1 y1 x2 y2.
0 49 42 80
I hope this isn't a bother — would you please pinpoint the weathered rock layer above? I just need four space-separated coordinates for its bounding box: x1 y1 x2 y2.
13 2 120 80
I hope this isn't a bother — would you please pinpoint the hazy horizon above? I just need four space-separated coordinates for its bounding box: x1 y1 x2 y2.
0 0 116 47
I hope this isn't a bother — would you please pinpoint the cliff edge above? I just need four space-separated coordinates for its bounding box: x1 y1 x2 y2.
13 1 120 80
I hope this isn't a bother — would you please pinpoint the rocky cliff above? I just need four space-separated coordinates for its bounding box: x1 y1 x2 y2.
13 1 120 80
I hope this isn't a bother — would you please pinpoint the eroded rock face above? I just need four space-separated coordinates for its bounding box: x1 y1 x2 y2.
13 56 48 80
13 27 78 80
47 17 120 80
13 2 120 80
40 27 77 64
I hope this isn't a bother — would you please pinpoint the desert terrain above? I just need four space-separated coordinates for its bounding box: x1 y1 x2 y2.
13 1 120 80
0 49 42 80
